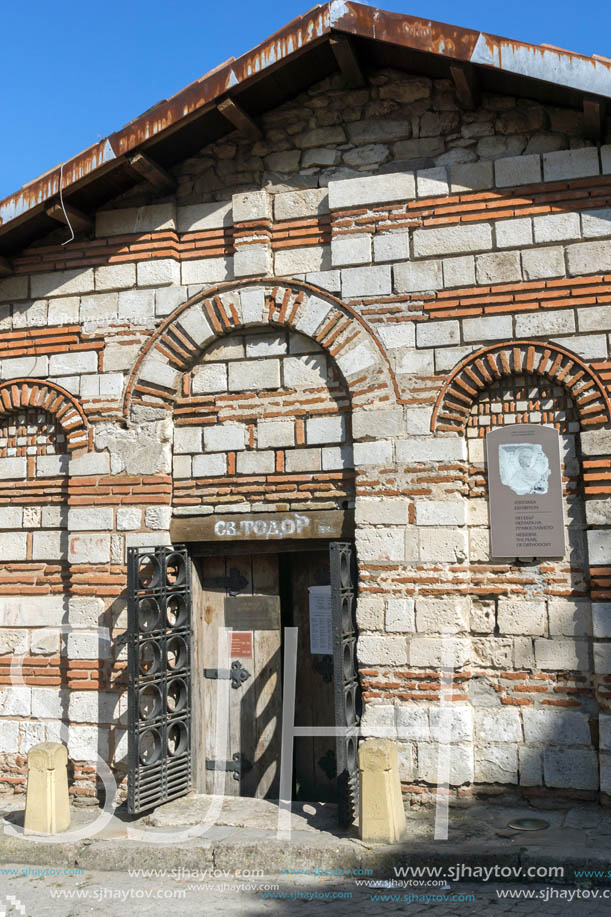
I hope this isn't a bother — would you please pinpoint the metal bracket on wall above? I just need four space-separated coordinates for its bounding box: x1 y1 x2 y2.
205 752 253 781
203 659 251 689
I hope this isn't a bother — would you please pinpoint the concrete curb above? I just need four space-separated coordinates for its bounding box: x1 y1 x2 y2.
0 833 610 885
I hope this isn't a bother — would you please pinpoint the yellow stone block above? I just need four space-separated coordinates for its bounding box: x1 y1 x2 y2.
358 739 407 843
24 742 71 835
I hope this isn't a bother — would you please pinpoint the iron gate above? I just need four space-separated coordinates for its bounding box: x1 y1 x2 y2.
127 545 192 814
330 541 361 827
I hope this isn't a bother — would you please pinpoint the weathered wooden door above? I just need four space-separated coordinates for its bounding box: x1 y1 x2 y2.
194 553 282 797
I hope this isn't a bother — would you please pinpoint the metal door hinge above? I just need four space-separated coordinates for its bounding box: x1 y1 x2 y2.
203 659 251 689
205 752 252 781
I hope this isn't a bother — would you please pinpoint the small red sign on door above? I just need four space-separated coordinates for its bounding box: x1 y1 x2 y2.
230 631 253 658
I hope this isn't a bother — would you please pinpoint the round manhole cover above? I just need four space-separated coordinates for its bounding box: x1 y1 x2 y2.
507 818 550 831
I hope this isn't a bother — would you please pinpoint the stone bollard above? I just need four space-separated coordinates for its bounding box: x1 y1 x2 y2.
24 742 71 835
358 739 407 844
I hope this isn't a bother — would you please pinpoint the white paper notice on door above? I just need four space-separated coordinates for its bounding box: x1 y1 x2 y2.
308 585 332 655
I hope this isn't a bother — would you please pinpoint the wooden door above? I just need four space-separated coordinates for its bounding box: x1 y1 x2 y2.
286 550 336 802
195 553 282 797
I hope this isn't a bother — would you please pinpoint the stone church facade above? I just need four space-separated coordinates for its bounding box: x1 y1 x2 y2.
0 2 610 809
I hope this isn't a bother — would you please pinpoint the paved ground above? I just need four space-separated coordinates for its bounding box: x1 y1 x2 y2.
0 868 609 916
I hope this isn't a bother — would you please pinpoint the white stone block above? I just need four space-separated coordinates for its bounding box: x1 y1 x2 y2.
567 241 611 275
116 507 142 531
239 287 266 324
192 454 227 477
416 167 449 198
328 172 416 209
136 259 180 287
419 528 468 563
409 637 471 668
68 725 110 762
275 246 330 276
396 348 434 376
293 295 331 337
355 497 409 525
353 441 392 466
543 748 598 789
284 448 321 472
145 506 172 531
515 309 575 337
192 363 227 394
0 532 27 561
415 597 470 633
475 708 522 743
177 200 232 232
534 213 581 243
416 320 459 348
173 426 202 454
181 257 232 285
0 506 23 528
68 534 111 564
495 218 533 249
413 224 492 257
341 265 392 298
96 203 175 237
0 687 31 716
245 332 287 358
522 246 566 280
94 263 136 291
234 246 273 278
594 642 611 674
331 234 371 267
360 704 397 739
335 342 377 378
204 423 246 452
522 708 591 745
578 304 611 332
1 355 49 378
228 358 280 391
35 455 69 477
274 189 328 220
396 437 466 462
430 706 472 742
417 742 473 785
553 334 607 360
352 409 404 439
534 637 590 671
415 500 466 526
377 324 416 350
31 268 94 299
593 603 611 638
236 451 275 475
67 508 114 535
587 530 611 565
322 445 353 469
581 207 611 238
357 634 408 666
0 275 28 302
306 415 346 445
435 345 474 373
475 744 518 784
385 598 415 633
549 600 592 636
283 355 327 388
394 260 442 292
542 148 600 182
47 295 80 325
48 350 98 375
257 421 295 449
232 189 271 223
581 429 611 456
31 531 67 559
462 314 512 342
495 154 542 187
476 252 522 284
442 256 475 288
395 707 429 740
355 527 407 563
450 161 493 192
498 598 546 636
0 595 65 627
373 232 410 262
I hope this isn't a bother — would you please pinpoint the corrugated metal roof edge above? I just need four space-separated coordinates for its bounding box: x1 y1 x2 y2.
1 0 610 236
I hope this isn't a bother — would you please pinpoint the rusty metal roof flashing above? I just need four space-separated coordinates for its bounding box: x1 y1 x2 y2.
2 1 610 253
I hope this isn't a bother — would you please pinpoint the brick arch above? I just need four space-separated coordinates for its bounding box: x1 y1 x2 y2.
431 341 611 433
123 279 399 422
0 379 89 451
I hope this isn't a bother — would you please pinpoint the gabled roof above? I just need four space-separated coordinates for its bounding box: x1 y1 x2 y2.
1 0 610 259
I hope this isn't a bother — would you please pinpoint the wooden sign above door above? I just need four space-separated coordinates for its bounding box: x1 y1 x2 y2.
171 509 354 543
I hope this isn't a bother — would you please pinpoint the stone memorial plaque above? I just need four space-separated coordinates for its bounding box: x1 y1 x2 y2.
486 424 565 559
225 595 280 630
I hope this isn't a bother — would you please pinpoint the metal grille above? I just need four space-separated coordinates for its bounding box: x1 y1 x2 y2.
127 545 192 814
329 541 360 828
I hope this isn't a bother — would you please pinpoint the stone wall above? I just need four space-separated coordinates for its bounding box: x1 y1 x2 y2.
0 66 611 803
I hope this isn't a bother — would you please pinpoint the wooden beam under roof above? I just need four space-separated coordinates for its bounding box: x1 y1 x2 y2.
128 152 177 193
45 202 92 234
329 36 365 88
583 97 606 141
217 98 262 139
450 62 480 110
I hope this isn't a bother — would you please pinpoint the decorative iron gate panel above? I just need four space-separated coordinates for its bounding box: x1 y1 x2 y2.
127 545 192 814
329 541 360 827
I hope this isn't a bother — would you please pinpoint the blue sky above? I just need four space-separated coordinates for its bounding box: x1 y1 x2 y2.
1 0 610 200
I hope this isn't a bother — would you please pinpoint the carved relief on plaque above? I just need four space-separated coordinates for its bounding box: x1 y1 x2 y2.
498 443 551 496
